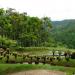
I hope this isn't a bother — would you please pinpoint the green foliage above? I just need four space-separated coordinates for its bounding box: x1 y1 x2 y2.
0 64 75 75
0 8 52 47
71 52 75 59
0 8 75 49
0 35 17 48
51 20 75 49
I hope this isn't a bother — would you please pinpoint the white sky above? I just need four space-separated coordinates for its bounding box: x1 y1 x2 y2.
0 0 75 21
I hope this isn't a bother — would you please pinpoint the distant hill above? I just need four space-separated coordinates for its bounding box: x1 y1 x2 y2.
52 19 75 32
52 19 75 26
50 19 75 48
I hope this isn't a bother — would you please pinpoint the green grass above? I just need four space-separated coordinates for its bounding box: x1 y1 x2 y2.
0 64 75 75
13 47 75 55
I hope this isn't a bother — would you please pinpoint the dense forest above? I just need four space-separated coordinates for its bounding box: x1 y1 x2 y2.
0 8 53 48
0 8 75 49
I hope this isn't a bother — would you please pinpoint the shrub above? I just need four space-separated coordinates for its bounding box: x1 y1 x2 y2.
57 57 61 61
0 36 17 48
50 57 55 62
9 59 16 64
64 52 68 58
71 52 75 59
65 57 70 62
13 52 18 59
15 47 25 51
6 54 9 63
0 56 3 60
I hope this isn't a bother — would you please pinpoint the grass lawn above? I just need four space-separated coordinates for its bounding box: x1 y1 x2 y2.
0 64 75 75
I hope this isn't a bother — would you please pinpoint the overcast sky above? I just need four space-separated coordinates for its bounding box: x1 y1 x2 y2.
0 0 75 21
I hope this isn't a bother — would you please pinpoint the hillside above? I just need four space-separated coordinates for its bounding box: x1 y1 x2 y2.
51 19 75 48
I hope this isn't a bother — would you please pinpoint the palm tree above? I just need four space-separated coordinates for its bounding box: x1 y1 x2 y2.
35 56 40 64
52 50 55 57
64 51 67 58
6 54 9 63
58 50 62 57
13 52 17 60
23 55 26 62
65 57 70 62
28 56 32 64
67 50 71 58
57 57 61 61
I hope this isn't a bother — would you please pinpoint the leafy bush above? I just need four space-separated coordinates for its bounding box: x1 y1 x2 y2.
14 46 25 51
0 36 17 48
71 52 75 59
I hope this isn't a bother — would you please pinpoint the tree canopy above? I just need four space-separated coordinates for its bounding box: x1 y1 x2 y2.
0 8 53 47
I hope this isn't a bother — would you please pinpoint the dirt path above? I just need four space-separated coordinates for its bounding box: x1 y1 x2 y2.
9 70 66 75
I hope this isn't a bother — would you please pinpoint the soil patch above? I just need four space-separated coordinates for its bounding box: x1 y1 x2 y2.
9 70 66 75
